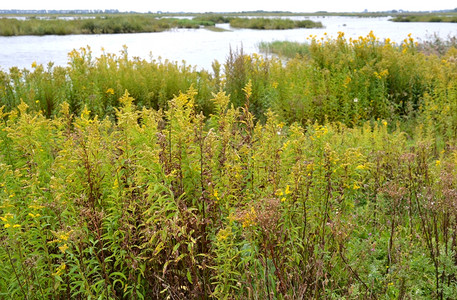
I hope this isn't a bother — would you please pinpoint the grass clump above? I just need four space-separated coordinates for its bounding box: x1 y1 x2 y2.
229 17 323 30
391 14 457 23
258 40 311 58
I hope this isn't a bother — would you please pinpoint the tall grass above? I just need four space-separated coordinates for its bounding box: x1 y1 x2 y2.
391 14 457 23
1 33 457 298
229 17 323 29
0 15 216 36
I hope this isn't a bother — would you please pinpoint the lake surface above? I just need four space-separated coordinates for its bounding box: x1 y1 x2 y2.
1 16 457 72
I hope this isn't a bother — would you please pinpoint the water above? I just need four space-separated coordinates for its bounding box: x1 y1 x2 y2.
1 16 456 71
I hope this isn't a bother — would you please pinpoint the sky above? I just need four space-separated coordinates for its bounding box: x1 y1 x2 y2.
1 0 456 13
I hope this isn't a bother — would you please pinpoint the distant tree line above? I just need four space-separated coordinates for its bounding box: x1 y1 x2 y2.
0 9 120 14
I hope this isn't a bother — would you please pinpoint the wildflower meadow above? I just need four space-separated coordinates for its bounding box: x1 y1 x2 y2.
1 32 457 298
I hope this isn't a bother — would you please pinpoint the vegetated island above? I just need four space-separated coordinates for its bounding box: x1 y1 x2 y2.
391 13 457 23
0 14 323 36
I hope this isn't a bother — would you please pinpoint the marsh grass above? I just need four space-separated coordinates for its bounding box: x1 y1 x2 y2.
258 40 311 58
391 14 457 23
0 15 217 36
229 17 323 30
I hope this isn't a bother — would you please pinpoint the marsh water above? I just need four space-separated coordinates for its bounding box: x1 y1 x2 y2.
1 16 457 71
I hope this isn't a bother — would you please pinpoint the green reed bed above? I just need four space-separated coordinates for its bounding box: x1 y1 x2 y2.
1 32 457 298
229 17 323 30
0 15 216 36
391 14 457 23
258 40 311 58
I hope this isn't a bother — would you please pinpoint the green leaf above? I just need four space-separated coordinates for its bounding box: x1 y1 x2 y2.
186 270 193 284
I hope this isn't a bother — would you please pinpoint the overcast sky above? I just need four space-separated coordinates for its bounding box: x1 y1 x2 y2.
2 0 456 13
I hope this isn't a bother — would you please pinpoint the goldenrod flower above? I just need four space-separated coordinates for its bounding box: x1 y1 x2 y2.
356 164 368 170
52 263 66 276
59 244 69 253
285 185 291 195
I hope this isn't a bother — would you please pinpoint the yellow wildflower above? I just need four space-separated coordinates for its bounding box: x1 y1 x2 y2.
216 228 231 241
52 263 66 276
242 207 257 228
105 88 115 95
59 244 69 253
436 160 441 166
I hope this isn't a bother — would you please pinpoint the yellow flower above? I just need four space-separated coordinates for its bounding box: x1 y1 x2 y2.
216 228 231 241
285 185 291 195
4 224 11 228
436 160 441 166
382 120 388 127
52 263 66 276
31 61 37 68
59 244 69 253
58 232 71 242
242 207 257 228
13 224 21 228
105 88 115 95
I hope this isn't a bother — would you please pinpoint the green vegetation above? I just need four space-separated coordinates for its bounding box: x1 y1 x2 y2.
258 40 311 58
0 15 217 36
2 32 457 298
391 13 457 23
0 14 323 36
229 17 323 29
